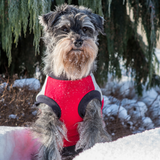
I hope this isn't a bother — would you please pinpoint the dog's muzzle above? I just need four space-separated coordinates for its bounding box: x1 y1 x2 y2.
74 39 83 48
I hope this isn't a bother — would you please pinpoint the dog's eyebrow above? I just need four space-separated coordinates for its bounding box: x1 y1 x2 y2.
79 15 87 21
56 17 71 28
75 12 85 18
82 17 95 31
75 14 95 32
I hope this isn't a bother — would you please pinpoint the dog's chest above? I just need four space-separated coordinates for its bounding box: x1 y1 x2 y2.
45 75 95 121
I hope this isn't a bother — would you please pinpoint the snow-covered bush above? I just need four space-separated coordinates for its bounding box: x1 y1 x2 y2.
102 78 159 138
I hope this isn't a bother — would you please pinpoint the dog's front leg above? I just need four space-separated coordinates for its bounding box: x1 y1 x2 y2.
76 99 112 151
31 104 67 160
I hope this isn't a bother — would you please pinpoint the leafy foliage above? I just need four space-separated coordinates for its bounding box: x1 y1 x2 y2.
96 0 160 93
0 0 52 66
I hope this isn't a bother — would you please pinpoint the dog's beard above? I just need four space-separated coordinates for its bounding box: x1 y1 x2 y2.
52 37 98 80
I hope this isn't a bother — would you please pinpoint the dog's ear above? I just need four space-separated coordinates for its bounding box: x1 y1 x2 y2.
39 11 60 29
90 14 105 35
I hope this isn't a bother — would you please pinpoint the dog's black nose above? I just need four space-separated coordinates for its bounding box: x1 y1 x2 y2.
74 39 83 48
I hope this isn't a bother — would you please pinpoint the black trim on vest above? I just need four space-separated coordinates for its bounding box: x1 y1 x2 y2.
35 95 61 118
48 72 92 81
62 145 82 157
48 73 69 80
78 90 102 118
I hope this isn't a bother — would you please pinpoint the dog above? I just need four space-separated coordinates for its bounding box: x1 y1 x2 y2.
31 4 112 160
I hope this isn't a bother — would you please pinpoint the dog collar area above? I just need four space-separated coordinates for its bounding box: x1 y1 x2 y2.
48 73 92 81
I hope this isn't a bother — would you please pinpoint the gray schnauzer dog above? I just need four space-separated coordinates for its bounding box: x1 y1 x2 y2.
32 4 112 160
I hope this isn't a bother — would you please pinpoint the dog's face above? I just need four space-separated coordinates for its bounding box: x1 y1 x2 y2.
40 4 104 80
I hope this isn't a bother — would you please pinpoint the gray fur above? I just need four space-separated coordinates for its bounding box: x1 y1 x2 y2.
31 104 67 160
75 99 112 151
32 4 111 160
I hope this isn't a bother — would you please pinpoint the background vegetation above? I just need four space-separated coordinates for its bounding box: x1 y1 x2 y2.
0 0 160 93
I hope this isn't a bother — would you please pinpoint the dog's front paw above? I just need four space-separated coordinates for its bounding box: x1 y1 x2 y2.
75 123 111 151
99 129 112 143
76 99 112 151
37 144 62 160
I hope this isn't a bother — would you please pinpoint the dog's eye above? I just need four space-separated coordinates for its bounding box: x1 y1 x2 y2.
62 26 69 33
82 27 88 33
82 27 93 34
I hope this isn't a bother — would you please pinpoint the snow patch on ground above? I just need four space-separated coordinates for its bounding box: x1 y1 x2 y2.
155 48 160 62
102 77 160 133
1 126 160 160
103 101 130 121
74 127 160 160
0 82 8 93
8 114 17 119
13 78 40 90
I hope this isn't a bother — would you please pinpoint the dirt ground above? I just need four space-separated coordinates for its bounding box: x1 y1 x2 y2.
0 76 38 127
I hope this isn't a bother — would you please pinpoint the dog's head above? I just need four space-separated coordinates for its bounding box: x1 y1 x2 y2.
40 4 104 80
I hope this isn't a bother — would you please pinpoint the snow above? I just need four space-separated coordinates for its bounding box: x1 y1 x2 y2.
32 110 37 116
101 75 160 133
141 117 154 130
103 94 152 132
0 82 7 93
8 114 17 119
103 102 130 121
13 78 40 90
1 126 160 160
155 48 160 62
74 127 160 160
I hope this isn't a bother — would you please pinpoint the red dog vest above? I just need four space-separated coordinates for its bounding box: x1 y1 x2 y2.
36 73 104 147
